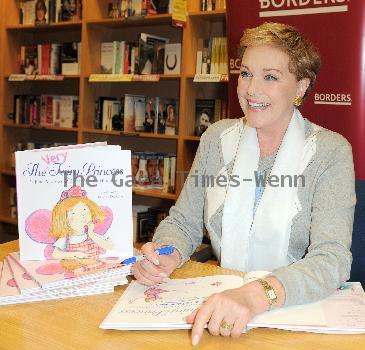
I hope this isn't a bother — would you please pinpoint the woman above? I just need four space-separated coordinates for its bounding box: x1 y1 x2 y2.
132 23 356 344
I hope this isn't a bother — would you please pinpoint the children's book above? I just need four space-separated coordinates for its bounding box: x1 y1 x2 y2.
100 273 365 334
16 143 133 262
0 255 128 306
8 251 130 292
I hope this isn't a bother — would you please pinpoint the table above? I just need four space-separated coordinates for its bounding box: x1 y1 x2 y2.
1 240 365 350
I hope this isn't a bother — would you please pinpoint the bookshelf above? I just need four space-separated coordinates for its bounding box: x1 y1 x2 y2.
0 1 228 239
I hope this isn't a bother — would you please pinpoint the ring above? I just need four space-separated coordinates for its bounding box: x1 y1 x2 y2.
220 320 234 330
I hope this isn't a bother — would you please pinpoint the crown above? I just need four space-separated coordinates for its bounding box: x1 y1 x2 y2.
60 186 87 201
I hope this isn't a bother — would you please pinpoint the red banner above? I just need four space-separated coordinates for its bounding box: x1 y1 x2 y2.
227 0 365 179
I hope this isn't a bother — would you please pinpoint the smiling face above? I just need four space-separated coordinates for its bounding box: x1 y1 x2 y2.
237 45 308 134
67 202 92 233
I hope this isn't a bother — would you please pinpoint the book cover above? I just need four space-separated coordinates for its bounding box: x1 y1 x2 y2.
22 45 38 75
61 42 80 75
59 95 74 128
35 0 49 25
143 96 156 133
138 33 169 75
22 0 36 25
146 152 163 188
148 0 170 14
134 95 146 132
60 0 80 21
195 99 215 136
15 144 133 261
164 99 178 135
101 42 114 74
134 153 150 188
152 43 165 74
123 94 135 132
164 43 181 75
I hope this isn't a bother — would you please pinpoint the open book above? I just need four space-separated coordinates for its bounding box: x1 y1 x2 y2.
100 273 365 334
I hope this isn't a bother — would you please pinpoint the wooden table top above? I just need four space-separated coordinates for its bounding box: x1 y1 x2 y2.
0 240 364 350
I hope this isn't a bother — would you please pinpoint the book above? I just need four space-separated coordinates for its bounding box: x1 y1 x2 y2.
60 0 81 21
164 43 181 75
101 42 114 74
134 96 147 132
100 273 365 334
164 99 178 135
138 33 169 75
123 94 136 132
15 143 133 261
21 45 38 75
195 99 215 136
148 0 171 14
61 42 80 75
143 96 156 133
0 254 128 305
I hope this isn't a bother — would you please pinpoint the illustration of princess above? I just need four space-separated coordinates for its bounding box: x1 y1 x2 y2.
25 185 115 267
49 186 114 262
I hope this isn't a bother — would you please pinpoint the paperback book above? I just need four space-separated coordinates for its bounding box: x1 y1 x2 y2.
15 143 133 262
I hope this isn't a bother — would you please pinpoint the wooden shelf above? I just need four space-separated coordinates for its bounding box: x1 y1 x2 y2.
0 216 17 225
0 169 15 176
83 128 178 139
188 10 226 20
184 136 201 142
6 20 82 32
133 189 177 200
3 123 78 132
86 14 173 28
0 0 228 239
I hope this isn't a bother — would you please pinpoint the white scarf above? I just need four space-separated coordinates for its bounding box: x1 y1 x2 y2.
214 109 320 272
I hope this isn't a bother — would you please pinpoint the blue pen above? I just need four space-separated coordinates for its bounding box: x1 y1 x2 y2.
121 245 175 265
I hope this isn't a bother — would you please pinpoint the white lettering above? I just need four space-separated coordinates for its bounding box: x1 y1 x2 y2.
272 0 286 8
259 0 271 9
314 92 352 105
260 0 349 7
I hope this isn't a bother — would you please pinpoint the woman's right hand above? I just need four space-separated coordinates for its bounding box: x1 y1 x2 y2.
131 242 181 285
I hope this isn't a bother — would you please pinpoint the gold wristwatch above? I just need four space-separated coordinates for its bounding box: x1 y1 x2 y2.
257 279 278 310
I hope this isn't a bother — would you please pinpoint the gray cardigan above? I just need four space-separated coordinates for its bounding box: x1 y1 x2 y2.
153 118 356 307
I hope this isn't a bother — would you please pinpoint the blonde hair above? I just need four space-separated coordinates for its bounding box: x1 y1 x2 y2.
238 22 321 102
49 197 106 238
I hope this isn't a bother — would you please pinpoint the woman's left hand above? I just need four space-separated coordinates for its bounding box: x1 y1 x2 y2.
185 282 270 345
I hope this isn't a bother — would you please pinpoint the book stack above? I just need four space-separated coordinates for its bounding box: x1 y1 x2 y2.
12 94 79 128
200 0 226 11
0 252 130 306
19 42 81 76
195 37 228 75
100 33 181 75
195 98 228 136
132 151 176 193
107 0 173 18
0 142 134 306
95 95 179 135
20 0 82 25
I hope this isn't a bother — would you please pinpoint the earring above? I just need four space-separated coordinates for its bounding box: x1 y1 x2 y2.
293 96 303 107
